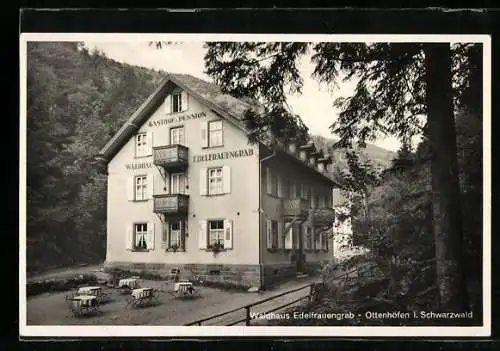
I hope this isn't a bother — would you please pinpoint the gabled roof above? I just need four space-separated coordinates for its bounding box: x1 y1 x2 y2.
97 73 262 162
96 73 338 186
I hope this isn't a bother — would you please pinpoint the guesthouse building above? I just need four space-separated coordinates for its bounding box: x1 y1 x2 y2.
97 73 337 289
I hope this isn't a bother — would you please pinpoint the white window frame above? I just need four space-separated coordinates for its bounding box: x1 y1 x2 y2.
134 223 148 250
134 175 148 201
135 132 147 157
208 219 225 248
170 126 185 145
172 92 183 113
168 220 184 250
208 120 223 147
170 173 186 194
208 167 224 195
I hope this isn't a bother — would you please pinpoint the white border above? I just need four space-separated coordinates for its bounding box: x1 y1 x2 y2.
19 33 491 338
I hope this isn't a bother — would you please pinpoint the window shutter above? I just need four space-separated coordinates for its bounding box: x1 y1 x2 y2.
265 219 272 249
148 173 154 199
317 231 321 250
278 221 284 248
126 225 134 250
290 180 296 198
164 172 170 194
164 94 172 114
277 175 283 198
201 121 208 148
266 167 272 194
223 166 231 194
181 91 188 112
284 223 293 249
199 168 208 195
198 220 207 249
127 176 135 201
224 219 233 249
161 222 168 249
147 222 155 250
166 127 171 145
311 191 316 208
303 224 309 250
146 132 153 156
181 220 187 250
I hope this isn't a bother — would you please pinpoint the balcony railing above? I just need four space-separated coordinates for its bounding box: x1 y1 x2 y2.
153 144 189 171
283 198 309 219
153 194 189 215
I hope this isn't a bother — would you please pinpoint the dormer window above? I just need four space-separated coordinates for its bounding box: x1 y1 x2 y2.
172 92 182 113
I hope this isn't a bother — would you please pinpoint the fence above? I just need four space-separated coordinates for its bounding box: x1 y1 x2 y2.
184 257 439 326
185 283 315 326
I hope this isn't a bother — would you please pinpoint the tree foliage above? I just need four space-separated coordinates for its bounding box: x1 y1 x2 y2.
26 42 163 273
203 41 482 313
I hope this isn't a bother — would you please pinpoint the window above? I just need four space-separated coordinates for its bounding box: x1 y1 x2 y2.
134 223 148 250
136 133 147 157
168 220 184 249
271 172 278 197
319 194 326 208
208 220 225 248
208 120 223 147
135 175 148 201
265 167 279 197
170 173 186 194
208 167 223 195
322 234 329 251
172 93 182 113
301 184 307 200
170 126 185 145
289 180 297 198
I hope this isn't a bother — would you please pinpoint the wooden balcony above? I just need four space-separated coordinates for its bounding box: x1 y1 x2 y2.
311 207 336 227
282 198 309 220
153 194 189 215
153 144 189 172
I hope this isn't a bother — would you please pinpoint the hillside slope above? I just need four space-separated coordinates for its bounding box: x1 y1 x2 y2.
27 42 164 274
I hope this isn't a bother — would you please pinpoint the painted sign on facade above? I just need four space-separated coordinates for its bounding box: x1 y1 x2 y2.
148 111 207 127
192 148 254 163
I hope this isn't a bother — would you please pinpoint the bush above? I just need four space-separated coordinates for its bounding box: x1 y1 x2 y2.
26 274 98 297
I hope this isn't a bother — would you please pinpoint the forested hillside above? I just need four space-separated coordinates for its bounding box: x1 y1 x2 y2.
26 42 164 274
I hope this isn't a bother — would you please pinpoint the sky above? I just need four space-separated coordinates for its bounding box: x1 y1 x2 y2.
84 41 402 152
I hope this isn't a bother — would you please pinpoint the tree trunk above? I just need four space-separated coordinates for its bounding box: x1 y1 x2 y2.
424 43 468 312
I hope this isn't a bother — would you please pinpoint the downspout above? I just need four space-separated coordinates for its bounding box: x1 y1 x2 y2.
258 145 277 289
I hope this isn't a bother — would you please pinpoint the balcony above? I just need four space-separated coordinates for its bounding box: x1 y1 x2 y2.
311 207 336 227
153 194 189 215
153 144 189 172
282 198 309 220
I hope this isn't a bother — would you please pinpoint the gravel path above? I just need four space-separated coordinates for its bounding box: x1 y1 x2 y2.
26 276 320 326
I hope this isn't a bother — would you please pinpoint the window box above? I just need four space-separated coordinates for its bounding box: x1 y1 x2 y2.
207 242 225 256
266 248 279 253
